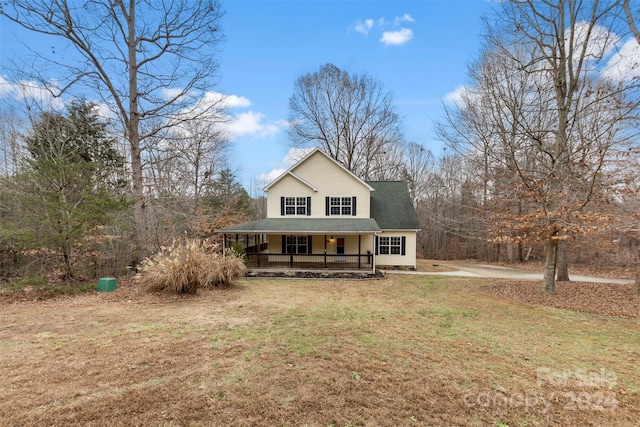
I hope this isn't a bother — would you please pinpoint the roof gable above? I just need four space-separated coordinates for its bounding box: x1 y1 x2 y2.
264 148 374 192
286 171 318 191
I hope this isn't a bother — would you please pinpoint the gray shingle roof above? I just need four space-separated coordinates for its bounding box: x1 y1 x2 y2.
367 181 420 230
216 218 381 233
216 181 419 234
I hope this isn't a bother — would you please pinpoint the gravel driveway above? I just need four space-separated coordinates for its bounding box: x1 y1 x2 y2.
384 263 634 285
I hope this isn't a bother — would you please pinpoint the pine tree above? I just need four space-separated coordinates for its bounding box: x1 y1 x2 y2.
2 101 130 279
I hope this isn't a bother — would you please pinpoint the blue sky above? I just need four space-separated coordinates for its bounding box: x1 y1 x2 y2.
218 0 492 190
1 0 494 191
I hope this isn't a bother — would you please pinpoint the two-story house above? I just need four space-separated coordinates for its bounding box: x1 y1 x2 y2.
216 148 420 271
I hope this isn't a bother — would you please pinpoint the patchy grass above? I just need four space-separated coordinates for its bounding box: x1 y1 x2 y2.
0 276 96 298
0 275 638 426
0 275 49 294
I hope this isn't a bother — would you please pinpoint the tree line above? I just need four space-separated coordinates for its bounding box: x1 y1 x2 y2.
1 0 639 294
287 1 640 293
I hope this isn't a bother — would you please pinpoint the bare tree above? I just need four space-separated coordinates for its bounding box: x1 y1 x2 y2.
416 152 487 260
288 63 404 180
437 43 550 263
145 121 228 213
484 0 627 293
402 142 435 206
1 0 226 255
621 0 640 292
141 119 229 248
0 105 25 177
623 0 640 44
436 0 639 292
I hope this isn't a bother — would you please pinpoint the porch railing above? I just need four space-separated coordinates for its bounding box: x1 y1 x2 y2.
245 253 373 270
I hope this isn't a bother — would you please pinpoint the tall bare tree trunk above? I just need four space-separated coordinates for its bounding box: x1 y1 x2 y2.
556 239 570 281
542 239 558 294
624 1 640 295
517 242 524 262
624 0 640 45
127 0 146 256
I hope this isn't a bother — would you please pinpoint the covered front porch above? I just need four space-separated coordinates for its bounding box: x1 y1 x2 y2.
217 218 381 271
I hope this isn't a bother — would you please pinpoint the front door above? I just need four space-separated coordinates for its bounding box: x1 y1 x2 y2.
336 237 345 257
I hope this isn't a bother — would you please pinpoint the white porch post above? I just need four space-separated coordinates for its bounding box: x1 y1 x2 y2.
372 233 376 272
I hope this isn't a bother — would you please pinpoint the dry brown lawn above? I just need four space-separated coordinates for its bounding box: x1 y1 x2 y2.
0 274 639 426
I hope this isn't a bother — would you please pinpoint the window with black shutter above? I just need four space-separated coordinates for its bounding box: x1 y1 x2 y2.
327 196 353 216
377 236 405 256
284 236 309 254
281 196 308 215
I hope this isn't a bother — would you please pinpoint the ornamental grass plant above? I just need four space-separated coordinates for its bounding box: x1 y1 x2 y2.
136 239 246 293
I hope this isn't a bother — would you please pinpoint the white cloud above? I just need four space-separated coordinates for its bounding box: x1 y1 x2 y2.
355 19 374 35
283 147 314 165
442 85 472 106
161 87 186 101
224 94 252 108
601 38 640 82
166 89 251 112
0 75 17 98
0 75 65 110
570 21 620 64
394 13 414 25
167 90 285 143
92 101 118 121
0 75 118 123
352 13 415 46
380 28 413 46
196 91 251 110
221 110 284 140
259 168 285 187
173 91 252 128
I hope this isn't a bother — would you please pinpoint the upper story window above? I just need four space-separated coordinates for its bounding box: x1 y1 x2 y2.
325 196 356 216
280 196 310 216
330 197 351 215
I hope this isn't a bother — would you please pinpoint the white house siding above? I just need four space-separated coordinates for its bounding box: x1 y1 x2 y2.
375 230 417 268
267 234 375 256
322 234 374 255
267 151 371 219
267 234 281 255
266 175 314 218
265 233 374 267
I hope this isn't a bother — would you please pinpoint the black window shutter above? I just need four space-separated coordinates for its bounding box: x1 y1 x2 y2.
352 196 357 216
280 197 285 216
307 196 311 216
375 236 379 255
281 235 286 254
401 236 406 256
325 197 329 216
308 235 312 254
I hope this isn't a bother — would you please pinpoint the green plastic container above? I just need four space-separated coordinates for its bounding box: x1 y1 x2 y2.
96 277 117 292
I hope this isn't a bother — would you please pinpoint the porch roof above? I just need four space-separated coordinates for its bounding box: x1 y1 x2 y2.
216 218 381 234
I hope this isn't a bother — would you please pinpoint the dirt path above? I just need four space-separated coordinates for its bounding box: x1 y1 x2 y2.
385 262 635 284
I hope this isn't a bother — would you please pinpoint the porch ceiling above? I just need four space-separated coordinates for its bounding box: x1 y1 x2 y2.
216 218 381 234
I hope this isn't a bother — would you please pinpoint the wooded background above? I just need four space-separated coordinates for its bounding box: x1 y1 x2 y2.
0 0 639 293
